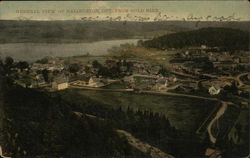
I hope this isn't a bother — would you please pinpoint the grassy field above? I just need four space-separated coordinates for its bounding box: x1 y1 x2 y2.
59 88 218 132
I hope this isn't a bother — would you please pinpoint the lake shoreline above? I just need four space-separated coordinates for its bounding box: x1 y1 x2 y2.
0 39 142 62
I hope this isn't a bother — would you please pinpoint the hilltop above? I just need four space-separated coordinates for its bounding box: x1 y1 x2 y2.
0 20 249 43
142 27 249 50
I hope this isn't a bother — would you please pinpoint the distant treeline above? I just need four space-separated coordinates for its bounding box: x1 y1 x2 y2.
0 20 249 43
143 27 249 50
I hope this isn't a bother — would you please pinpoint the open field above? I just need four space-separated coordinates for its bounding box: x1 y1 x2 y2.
58 88 219 132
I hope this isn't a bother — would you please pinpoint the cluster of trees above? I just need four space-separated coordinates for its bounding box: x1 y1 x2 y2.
0 56 29 74
143 27 249 51
56 88 249 158
2 85 149 158
108 43 136 54
56 90 208 158
0 57 54 87
88 60 133 78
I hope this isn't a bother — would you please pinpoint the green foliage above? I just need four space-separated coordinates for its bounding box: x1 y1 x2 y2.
36 57 49 64
108 43 135 54
16 61 29 71
42 69 49 82
4 56 14 67
3 86 148 158
68 63 80 74
143 27 249 51
55 90 211 158
1 20 248 43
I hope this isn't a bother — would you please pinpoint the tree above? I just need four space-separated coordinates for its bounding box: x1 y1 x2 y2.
137 40 144 47
42 69 49 82
16 61 29 71
36 57 48 64
69 64 80 74
4 56 14 68
92 60 102 69
0 58 4 75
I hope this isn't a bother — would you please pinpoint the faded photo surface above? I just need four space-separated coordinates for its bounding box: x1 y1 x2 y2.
0 1 249 158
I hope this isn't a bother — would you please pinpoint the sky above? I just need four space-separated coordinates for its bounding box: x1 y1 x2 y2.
0 1 249 21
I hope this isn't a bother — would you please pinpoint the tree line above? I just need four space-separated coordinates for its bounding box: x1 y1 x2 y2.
142 27 249 51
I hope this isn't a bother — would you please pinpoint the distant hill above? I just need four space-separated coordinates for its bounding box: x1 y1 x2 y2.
0 20 249 43
142 27 249 50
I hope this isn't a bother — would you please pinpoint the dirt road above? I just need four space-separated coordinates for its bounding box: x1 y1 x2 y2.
73 111 175 158
117 130 175 158
207 101 228 144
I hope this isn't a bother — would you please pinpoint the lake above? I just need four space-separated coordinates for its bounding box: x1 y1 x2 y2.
0 39 140 62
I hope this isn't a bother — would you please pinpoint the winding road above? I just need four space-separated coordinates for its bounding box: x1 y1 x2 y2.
207 101 229 144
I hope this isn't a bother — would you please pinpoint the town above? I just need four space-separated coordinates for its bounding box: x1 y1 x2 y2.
5 44 249 105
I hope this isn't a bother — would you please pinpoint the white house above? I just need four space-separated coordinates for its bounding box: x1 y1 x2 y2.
208 86 221 95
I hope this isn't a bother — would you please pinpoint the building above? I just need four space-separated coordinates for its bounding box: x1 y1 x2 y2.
168 75 177 82
52 77 69 90
88 77 105 87
208 85 221 95
205 148 222 158
124 75 135 84
239 57 249 63
217 56 233 62
201 45 207 49
153 77 168 91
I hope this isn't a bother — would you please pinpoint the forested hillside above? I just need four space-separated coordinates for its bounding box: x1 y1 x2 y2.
0 20 248 43
2 85 153 158
143 27 249 50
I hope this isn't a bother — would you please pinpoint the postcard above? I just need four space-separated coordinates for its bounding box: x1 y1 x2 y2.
0 1 249 158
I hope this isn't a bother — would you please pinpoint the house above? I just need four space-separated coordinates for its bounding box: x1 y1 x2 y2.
48 57 61 64
132 75 156 90
205 148 222 158
239 57 249 63
52 77 69 90
193 68 202 75
70 75 90 86
168 75 177 82
124 75 135 83
232 57 240 63
172 63 183 71
88 77 105 87
106 59 117 68
208 85 221 95
247 74 250 80
217 56 233 62
208 55 218 62
32 75 46 87
150 65 161 75
120 66 128 72
15 80 27 88
212 62 221 69
153 77 168 91
201 45 207 49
